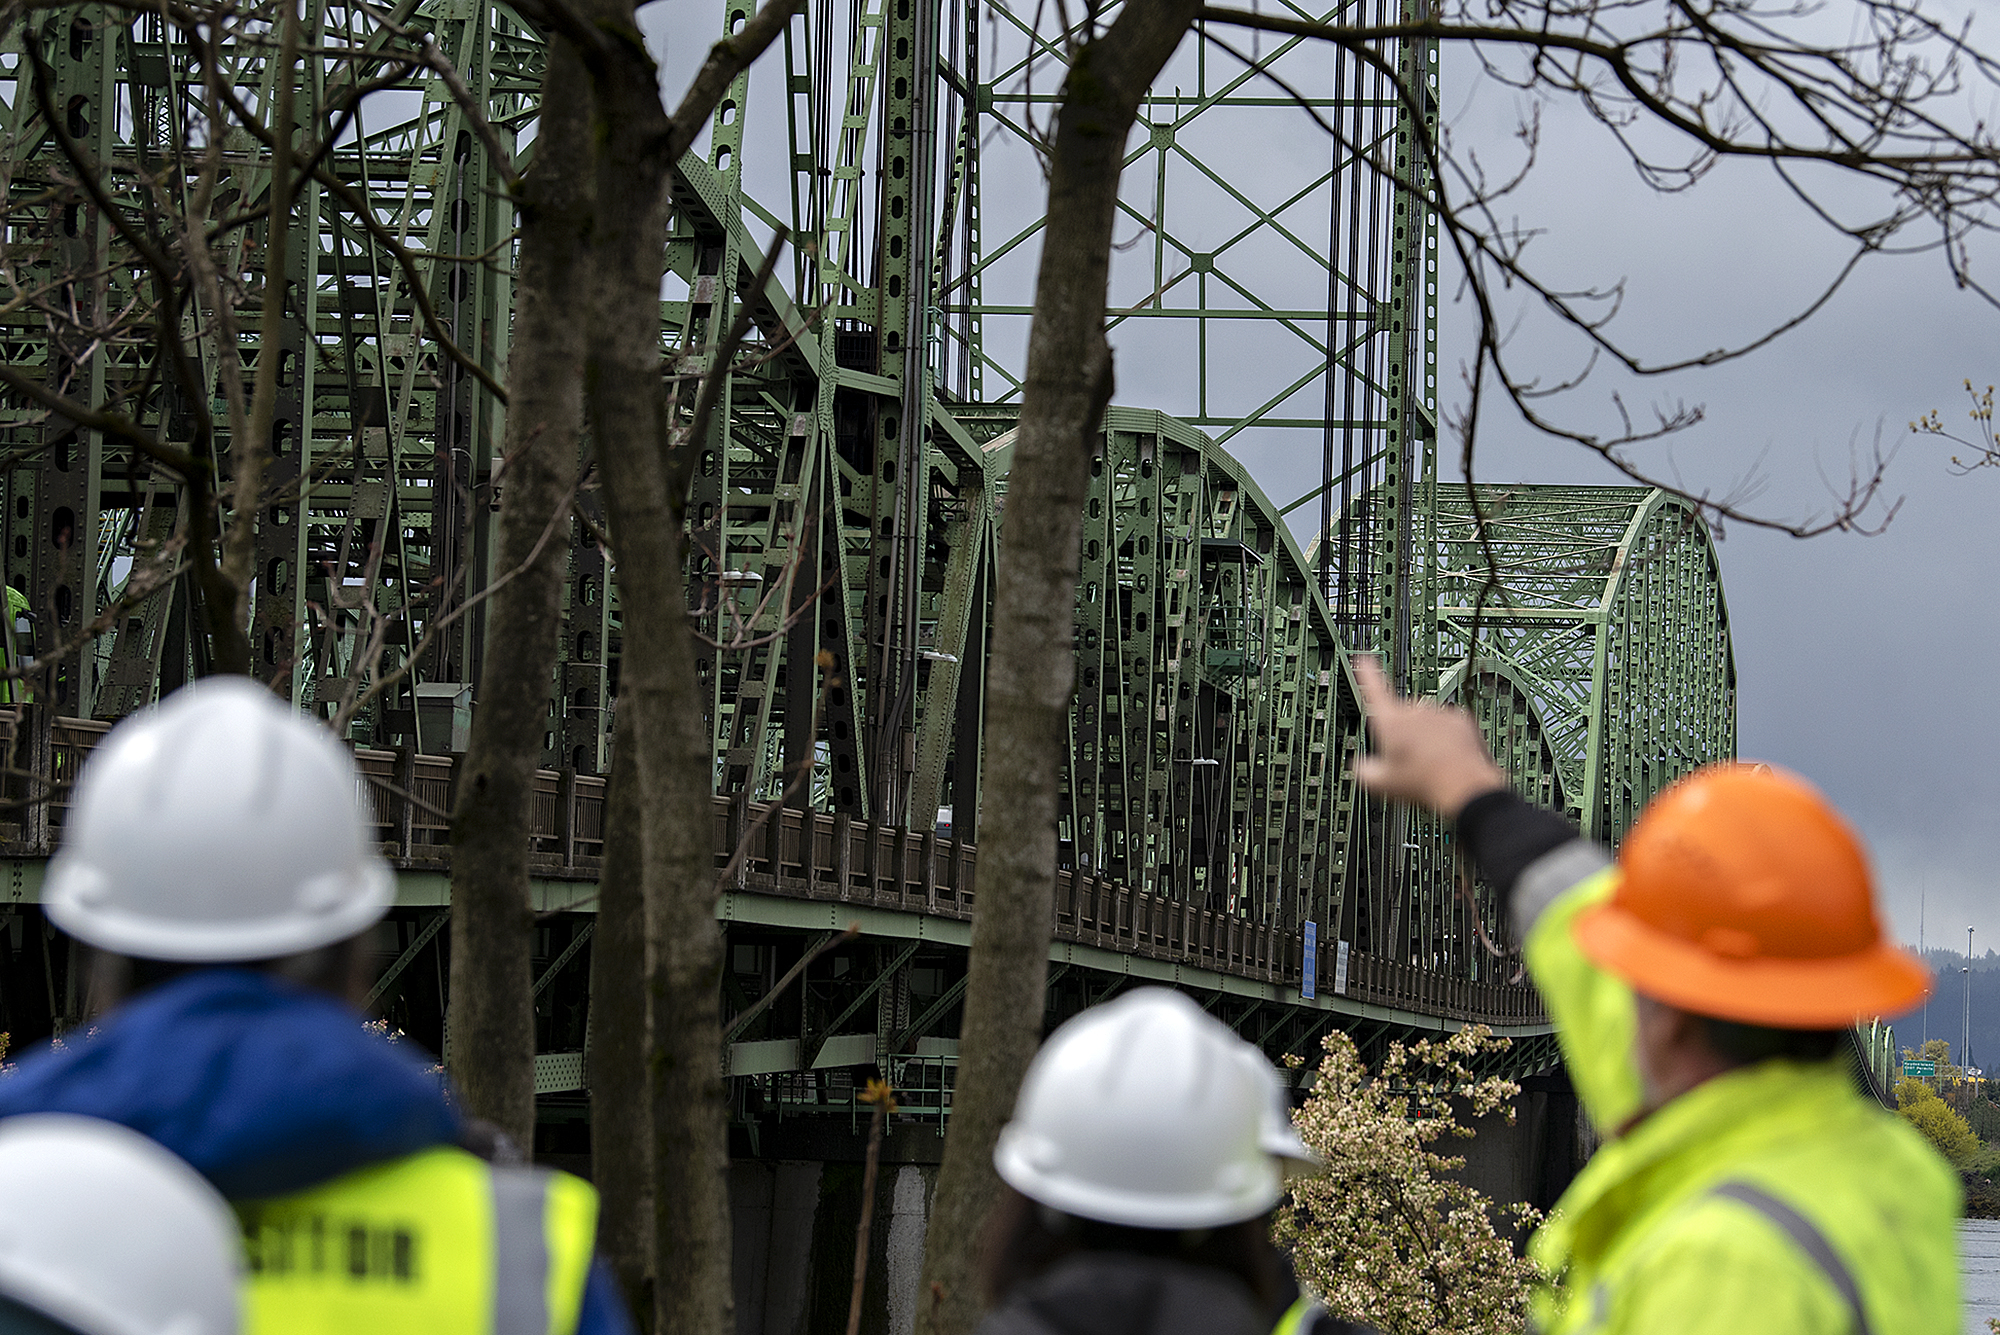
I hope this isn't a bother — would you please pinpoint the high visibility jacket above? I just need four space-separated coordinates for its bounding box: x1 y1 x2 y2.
237 1146 599 1335
1521 854 1961 1335
1270 1294 1376 1335
1272 1296 1321 1335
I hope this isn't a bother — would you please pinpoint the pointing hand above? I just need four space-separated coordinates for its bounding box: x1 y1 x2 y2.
1351 657 1508 819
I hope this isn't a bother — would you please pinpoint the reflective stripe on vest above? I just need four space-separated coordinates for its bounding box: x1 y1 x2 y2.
1709 1181 1873 1335
237 1145 598 1335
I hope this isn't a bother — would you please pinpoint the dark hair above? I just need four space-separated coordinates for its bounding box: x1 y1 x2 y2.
95 935 368 1009
1698 1017 1844 1066
0 1292 85 1335
980 1187 1285 1315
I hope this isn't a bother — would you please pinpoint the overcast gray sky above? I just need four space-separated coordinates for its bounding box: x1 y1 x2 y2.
1204 20 2000 959
1419 30 2000 961
648 0 2000 965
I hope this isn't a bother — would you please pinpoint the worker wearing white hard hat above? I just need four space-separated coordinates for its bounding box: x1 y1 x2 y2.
0 679 633 1335
977 989 1373 1335
0 1114 239 1335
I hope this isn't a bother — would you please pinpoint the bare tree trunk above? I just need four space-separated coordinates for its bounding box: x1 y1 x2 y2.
556 3 800 1329
577 138 734 1335
916 6 1201 1331
217 0 298 667
445 33 594 1153
588 708 653 1322
631 562 732 1335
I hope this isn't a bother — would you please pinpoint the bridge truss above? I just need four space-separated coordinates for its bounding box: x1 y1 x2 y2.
0 0 1735 1130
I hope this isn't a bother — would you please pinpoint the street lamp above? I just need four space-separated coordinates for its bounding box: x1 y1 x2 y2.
1966 926 1976 1074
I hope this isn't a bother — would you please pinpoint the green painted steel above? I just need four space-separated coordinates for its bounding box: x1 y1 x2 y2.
0 0 1735 1038
1431 486 1738 840
1 0 536 737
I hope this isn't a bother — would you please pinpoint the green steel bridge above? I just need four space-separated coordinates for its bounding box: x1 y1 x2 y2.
0 0 1739 1142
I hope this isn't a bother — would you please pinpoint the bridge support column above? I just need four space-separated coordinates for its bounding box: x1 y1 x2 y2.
729 1135 942 1335
1449 1069 1588 1221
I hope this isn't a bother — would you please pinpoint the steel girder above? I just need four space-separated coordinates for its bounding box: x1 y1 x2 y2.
1 0 541 742
971 407 1565 986
1432 484 1738 841
1 0 1734 1052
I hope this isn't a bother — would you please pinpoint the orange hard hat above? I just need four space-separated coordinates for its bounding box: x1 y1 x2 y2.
1573 763 1929 1028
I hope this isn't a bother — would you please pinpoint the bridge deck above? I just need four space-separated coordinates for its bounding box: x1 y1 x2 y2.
0 706 1557 1112
0 707 1544 1032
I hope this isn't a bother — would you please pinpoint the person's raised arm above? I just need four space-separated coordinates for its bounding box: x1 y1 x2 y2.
1352 658 1588 916
1352 658 1641 1132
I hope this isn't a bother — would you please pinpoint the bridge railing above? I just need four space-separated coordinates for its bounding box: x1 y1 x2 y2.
0 707 614 876
715 798 1542 1027
0 709 1542 1028
348 748 609 871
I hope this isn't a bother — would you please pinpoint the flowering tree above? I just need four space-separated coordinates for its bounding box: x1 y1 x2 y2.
1276 1027 1544 1335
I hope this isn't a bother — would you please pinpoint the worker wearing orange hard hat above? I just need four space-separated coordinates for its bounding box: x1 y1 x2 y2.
1352 659 1957 1335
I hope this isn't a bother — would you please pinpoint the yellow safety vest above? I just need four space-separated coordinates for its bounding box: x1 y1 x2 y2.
1272 1295 1320 1335
1 586 25 705
236 1145 598 1335
1524 867 1960 1335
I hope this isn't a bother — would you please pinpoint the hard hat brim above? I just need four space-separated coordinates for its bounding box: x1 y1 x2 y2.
1262 1126 1320 1166
994 1124 1284 1229
45 857 394 963
1573 899 1931 1028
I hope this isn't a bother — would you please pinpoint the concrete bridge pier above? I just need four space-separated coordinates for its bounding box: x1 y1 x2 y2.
1450 1069 1589 1222
731 1129 945 1335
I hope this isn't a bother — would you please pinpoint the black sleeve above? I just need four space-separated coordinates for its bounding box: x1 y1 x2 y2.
1454 788 1579 897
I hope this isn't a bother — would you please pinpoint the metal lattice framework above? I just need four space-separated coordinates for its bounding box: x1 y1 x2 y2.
0 0 1735 1080
1 0 539 745
1432 486 1737 840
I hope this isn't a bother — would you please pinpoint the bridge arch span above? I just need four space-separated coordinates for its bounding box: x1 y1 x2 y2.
1433 485 1736 842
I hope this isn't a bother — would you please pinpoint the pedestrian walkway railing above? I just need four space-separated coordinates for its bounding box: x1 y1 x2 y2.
713 799 1543 1026
0 706 1544 1028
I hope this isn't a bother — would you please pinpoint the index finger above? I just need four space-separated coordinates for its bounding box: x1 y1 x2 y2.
1354 655 1397 721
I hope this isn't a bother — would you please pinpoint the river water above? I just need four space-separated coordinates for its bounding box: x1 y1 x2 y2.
1964 1221 2000 1334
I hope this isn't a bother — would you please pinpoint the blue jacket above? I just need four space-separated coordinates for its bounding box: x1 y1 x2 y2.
0 968 635 1335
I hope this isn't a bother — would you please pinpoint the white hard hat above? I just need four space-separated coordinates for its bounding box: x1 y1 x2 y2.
0 1115 240 1335
1251 1047 1318 1167
993 988 1289 1229
45 677 394 961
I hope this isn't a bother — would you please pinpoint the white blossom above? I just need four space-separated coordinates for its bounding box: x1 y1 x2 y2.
1274 1026 1547 1335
